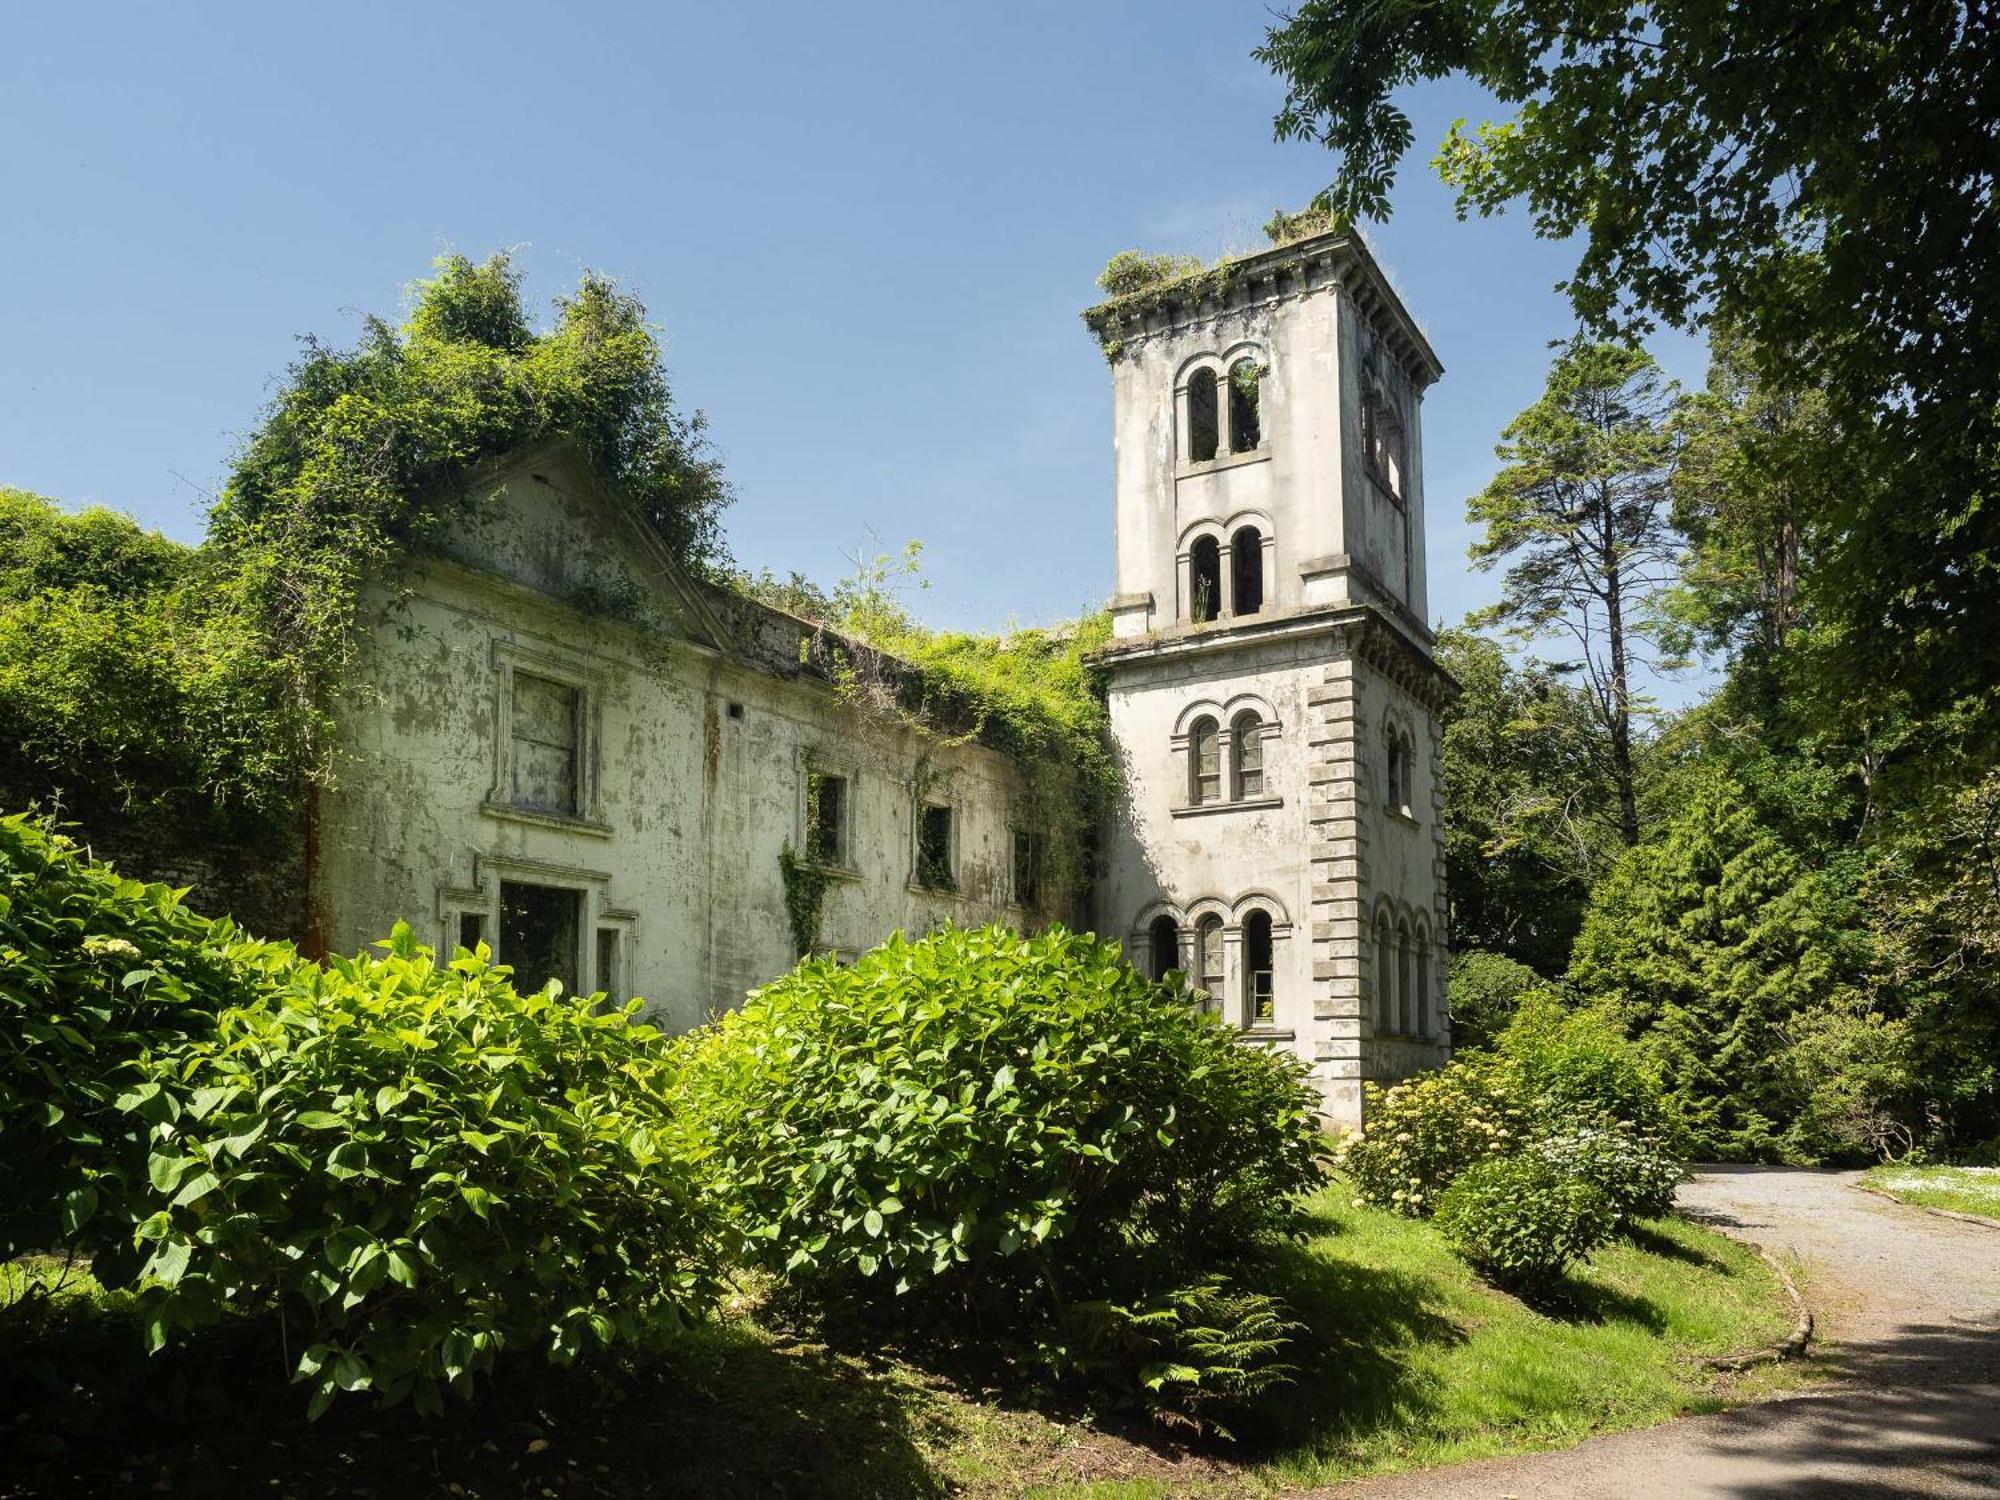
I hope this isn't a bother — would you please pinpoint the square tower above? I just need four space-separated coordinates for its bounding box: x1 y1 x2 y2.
1086 229 1454 1127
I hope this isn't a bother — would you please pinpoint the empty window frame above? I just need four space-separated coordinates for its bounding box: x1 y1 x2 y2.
916 803 956 891
510 672 581 816
1195 915 1225 1011
1189 535 1222 622
1414 930 1432 1037
1189 716 1222 805
595 924 622 1002
1228 360 1262 453
1011 828 1041 908
1387 729 1414 818
499 881 582 996
1147 915 1181 980
455 909 487 955
806 769 849 866
1231 711 1265 799
1396 920 1414 1035
1230 525 1264 616
1244 909 1275 1024
1186 368 1220 462
1364 391 1406 501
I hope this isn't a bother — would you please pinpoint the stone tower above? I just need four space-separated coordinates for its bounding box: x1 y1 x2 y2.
1086 229 1454 1127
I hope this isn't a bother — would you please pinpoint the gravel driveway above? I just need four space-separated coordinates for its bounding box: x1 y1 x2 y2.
1316 1166 2000 1498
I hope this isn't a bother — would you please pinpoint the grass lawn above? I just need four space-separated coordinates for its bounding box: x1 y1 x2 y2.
0 1185 1799 1499
1861 1164 2000 1222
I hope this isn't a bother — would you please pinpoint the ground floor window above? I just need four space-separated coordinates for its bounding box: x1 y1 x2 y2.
1147 915 1180 979
1244 909 1275 1023
500 881 581 995
1196 915 1225 1013
595 924 622 1002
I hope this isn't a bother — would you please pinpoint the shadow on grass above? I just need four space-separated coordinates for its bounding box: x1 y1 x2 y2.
1514 1272 1669 1330
1622 1220 1731 1273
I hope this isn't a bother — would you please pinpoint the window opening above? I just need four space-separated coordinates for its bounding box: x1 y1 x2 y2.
1189 535 1221 623
1415 932 1432 1037
456 910 486 955
510 672 580 816
1244 909 1274 1024
1186 368 1219 462
1189 717 1221 804
807 769 848 866
1230 526 1264 616
1011 828 1041 908
1387 731 1412 817
1232 711 1265 799
1196 915 1225 1013
1376 915 1396 1031
595 925 621 1002
1147 915 1180 980
499 882 581 996
1397 920 1414 1035
917 803 956 891
1228 360 1262 452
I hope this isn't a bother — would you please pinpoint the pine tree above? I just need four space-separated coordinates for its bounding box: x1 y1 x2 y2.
1568 771 1844 1158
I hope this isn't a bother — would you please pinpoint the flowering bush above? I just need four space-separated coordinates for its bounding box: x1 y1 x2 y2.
1337 1059 1525 1217
1434 1153 1617 1291
1529 1123 1683 1220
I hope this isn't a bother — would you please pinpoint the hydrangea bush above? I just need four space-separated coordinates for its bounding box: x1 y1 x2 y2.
1335 1059 1525 1217
1434 1154 1617 1291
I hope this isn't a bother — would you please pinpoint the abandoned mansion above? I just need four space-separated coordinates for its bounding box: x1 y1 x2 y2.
313 226 1454 1125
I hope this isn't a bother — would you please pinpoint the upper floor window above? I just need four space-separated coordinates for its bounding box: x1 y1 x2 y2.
1186 368 1220 462
805 768 850 867
1228 360 1263 453
1189 716 1222 804
916 802 956 891
1386 726 1416 818
1363 389 1406 502
1189 535 1222 623
510 671 581 816
1230 525 1264 616
1232 711 1265 799
1147 915 1180 980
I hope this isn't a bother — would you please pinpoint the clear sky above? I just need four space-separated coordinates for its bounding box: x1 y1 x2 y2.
2 1 1707 686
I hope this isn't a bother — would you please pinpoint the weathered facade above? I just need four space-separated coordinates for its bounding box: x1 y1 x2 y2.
1088 231 1455 1126
310 226 1451 1123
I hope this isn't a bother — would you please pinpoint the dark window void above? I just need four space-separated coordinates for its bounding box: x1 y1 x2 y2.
807 770 847 865
1232 711 1265 799
1387 733 1411 816
595 925 621 1001
1244 909 1274 1023
1397 923 1414 1034
456 911 486 955
1415 934 1431 1036
917 803 955 890
1186 368 1219 462
1189 535 1222 622
1190 716 1221 804
500 881 581 996
1231 526 1263 616
1012 828 1041 908
1148 915 1180 980
1196 916 1225 1008
1229 360 1262 452
510 672 580 816
1376 916 1396 1031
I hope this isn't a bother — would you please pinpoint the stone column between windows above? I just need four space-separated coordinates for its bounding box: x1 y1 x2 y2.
1306 650 1368 1128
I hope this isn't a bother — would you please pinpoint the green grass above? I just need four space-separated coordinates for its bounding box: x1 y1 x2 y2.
0 1188 1799 1499
1862 1165 2000 1221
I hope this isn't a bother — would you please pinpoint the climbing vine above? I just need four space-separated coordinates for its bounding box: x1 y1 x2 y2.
777 841 833 959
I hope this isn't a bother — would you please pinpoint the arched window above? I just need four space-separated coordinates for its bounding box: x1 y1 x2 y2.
1189 535 1221 623
1415 929 1432 1037
1148 915 1180 980
1230 525 1264 616
1244 909 1274 1024
1386 732 1407 816
1396 919 1414 1035
1228 360 1262 452
1189 716 1221 804
1196 915 1225 1013
1375 913 1396 1031
1231 711 1265 799
1186 368 1219 463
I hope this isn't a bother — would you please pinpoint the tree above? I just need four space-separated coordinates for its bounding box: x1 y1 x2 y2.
1568 772 1850 1159
1467 342 1683 847
1257 1 2000 778
1436 628 1616 972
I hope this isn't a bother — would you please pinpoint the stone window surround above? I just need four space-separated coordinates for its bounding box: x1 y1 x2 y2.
438 852 636 999
1129 896 1295 1037
1174 345 1271 472
1175 514 1276 624
795 748 861 881
907 786 964 898
482 637 611 836
1169 698 1284 816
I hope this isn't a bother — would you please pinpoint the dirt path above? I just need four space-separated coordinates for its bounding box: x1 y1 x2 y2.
1319 1166 2000 1498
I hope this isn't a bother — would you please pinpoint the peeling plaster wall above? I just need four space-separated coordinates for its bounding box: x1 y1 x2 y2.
312 452 1027 1032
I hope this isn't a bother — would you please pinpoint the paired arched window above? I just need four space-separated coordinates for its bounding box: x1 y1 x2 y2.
1231 711 1265 799
1189 535 1222 623
1187 368 1220 462
1148 915 1181 980
1189 716 1222 804
1243 909 1274 1023
1230 525 1264 616
1228 360 1262 452
1195 915 1225 1012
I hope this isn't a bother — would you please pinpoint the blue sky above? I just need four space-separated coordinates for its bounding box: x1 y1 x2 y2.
2 1 1707 687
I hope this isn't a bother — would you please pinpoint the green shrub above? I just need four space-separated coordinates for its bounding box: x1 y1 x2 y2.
1036 1275 1302 1439
672 924 1326 1318
1529 1124 1683 1221
1447 950 1544 1050
1434 1154 1616 1291
1338 1059 1524 1217
124 923 726 1417
1495 992 1668 1136
1095 250 1204 297
0 812 293 1269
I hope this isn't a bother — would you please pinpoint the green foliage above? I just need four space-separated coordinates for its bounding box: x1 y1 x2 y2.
1434 1153 1616 1292
1447 949 1545 1051
1337 1060 1524 1217
1038 1275 1303 1440
1529 1124 1683 1222
126 922 725 1419
1263 194 1344 245
1493 991 1667 1138
1082 257 1245 349
0 813 293 1268
671 924 1327 1320
1094 249 1204 297
1569 771 1850 1159
775 841 832 960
